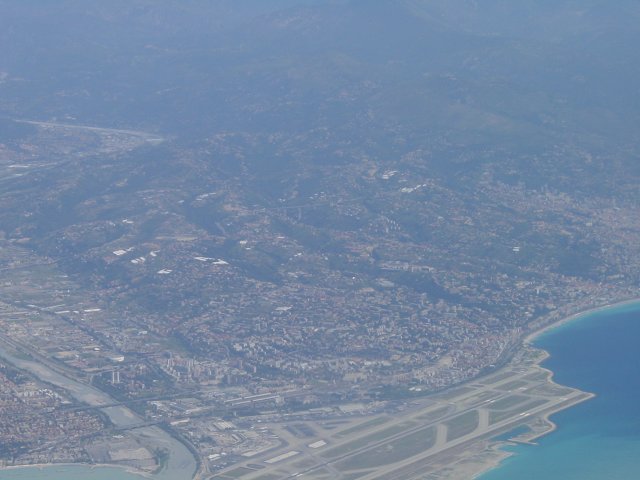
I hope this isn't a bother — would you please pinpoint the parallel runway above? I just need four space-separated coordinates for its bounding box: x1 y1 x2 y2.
210 351 592 480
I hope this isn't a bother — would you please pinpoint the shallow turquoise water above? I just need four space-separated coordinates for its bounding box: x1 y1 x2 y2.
2 302 639 479
0 465 145 480
480 302 640 480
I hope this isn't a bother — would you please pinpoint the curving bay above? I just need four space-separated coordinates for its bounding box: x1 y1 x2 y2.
480 302 640 480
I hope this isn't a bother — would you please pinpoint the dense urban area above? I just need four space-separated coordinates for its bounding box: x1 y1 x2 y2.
0 1 639 478
0 117 637 475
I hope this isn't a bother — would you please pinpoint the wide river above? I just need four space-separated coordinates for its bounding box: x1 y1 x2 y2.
480 301 640 480
2 302 639 479
0 340 196 480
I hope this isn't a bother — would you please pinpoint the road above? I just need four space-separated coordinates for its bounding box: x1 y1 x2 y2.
0 336 198 480
208 351 593 480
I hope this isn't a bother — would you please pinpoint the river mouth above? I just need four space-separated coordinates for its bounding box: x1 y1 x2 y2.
0 339 197 480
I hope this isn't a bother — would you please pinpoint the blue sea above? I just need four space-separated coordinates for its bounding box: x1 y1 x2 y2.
480 301 640 480
1 302 639 480
0 465 145 480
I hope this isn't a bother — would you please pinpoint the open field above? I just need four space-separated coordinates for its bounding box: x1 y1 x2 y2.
322 421 418 460
445 411 479 441
415 406 451 422
335 426 437 471
209 346 593 480
334 417 391 438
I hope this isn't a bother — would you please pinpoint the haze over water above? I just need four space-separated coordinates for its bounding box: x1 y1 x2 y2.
480 302 640 480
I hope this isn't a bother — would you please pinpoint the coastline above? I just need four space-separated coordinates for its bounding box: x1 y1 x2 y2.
523 297 640 345
462 352 595 480
464 296 640 480
0 336 198 480
1 297 639 480
0 462 152 479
